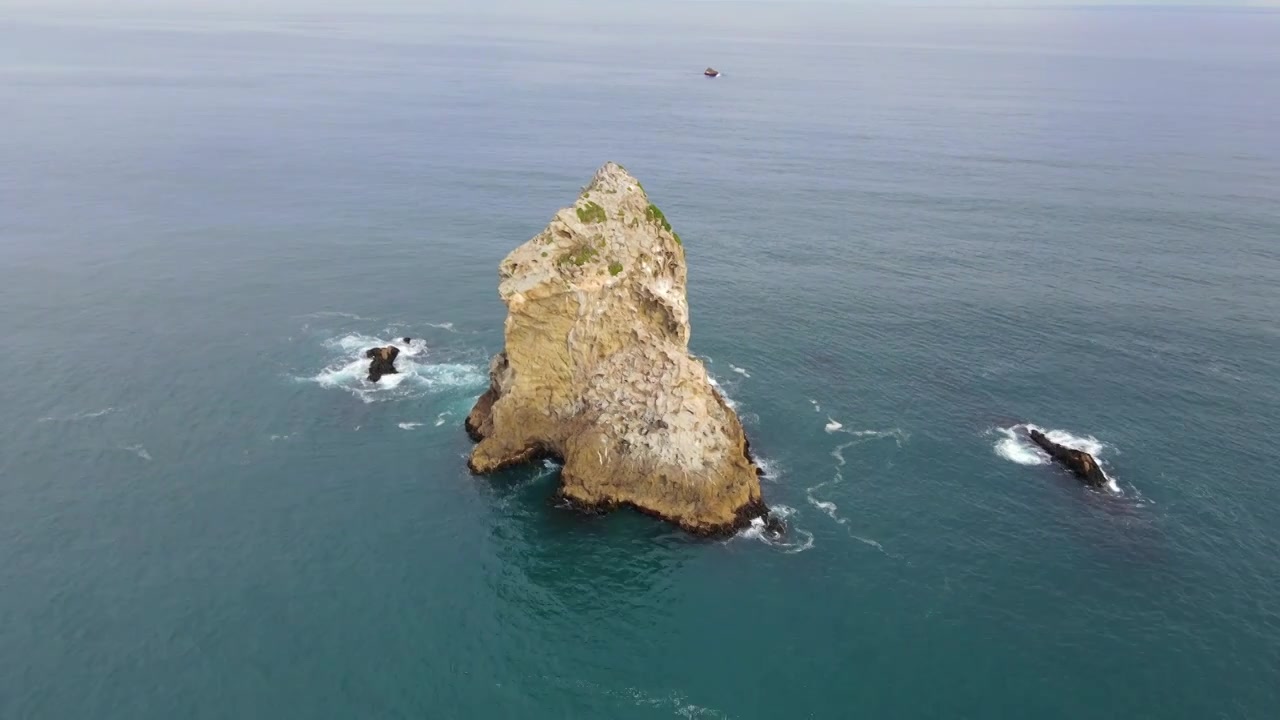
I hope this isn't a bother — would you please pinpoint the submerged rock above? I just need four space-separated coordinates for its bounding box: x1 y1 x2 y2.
761 513 787 540
465 162 768 536
365 346 399 383
1028 428 1109 488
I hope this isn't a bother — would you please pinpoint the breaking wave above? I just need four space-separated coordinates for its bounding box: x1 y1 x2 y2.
753 455 781 482
733 505 814 553
706 374 739 410
993 423 1121 493
303 333 486 403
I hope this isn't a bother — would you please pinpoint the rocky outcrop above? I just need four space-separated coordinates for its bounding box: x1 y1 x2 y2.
465 162 768 536
365 346 399 383
1028 429 1109 488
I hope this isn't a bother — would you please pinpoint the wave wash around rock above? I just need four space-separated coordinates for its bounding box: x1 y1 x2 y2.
465 162 768 536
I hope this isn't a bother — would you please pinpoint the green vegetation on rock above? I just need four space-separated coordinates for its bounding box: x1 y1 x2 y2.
646 202 681 247
559 243 598 266
576 201 607 224
608 261 623 276
645 203 673 234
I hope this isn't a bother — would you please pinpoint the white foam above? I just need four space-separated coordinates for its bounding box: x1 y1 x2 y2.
994 423 1110 466
810 398 821 412
528 459 563 481
825 422 909 447
851 534 886 553
993 423 1123 494
424 322 456 331
1041 427 1105 458
993 424 1050 465
769 504 796 520
830 440 854 467
617 688 732 720
39 407 116 423
732 505 814 553
123 444 152 461
754 455 780 481
434 412 451 427
706 374 739 409
306 333 486 403
303 311 364 320
327 333 425 357
783 529 815 554
398 422 423 430
810 498 838 517
730 364 750 378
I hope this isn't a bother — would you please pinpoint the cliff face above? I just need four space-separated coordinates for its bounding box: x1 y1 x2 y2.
465 162 766 535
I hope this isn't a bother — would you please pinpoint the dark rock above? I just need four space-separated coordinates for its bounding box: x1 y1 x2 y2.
402 337 411 344
704 67 720 77
762 512 786 540
365 346 400 383
1028 429 1109 488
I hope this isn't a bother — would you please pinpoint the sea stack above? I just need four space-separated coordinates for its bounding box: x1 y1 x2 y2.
1028 428 1109 488
465 162 768 536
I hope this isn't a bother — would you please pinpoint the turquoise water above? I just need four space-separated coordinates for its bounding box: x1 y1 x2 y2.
3 4 1279 717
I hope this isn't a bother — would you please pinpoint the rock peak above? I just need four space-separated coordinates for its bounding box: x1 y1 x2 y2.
586 161 637 193
465 164 767 536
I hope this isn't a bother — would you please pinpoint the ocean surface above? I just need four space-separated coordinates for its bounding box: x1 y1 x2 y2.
3 3 1279 717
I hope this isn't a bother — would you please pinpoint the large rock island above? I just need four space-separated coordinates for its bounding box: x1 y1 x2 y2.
465 162 768 536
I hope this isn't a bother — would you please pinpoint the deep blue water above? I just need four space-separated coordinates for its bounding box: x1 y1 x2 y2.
3 3 1279 718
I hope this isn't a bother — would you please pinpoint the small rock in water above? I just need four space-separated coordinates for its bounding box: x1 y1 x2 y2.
1027 428 1109 488
365 346 400 383
762 513 787 540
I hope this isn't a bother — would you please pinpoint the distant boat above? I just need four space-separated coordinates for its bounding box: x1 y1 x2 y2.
704 67 720 78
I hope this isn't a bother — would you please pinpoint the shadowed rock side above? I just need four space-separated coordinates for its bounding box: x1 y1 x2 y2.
465 162 768 536
365 346 399 383
1028 428 1109 488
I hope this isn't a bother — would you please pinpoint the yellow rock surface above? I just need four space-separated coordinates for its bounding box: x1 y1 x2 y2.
466 162 765 535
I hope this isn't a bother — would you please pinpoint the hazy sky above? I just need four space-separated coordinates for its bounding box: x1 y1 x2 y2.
5 0 1280 8
3 0 1279 21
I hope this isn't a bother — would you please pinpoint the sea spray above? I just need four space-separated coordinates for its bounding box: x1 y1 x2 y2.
306 332 486 403
992 423 1123 494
